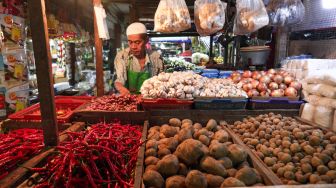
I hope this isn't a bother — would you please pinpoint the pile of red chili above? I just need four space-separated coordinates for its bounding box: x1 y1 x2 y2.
84 95 140 111
30 122 143 188
0 129 44 180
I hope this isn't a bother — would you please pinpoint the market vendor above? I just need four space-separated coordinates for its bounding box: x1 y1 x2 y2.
114 22 164 95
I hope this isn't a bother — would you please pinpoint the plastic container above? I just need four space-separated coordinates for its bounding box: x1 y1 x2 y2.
8 96 93 123
248 97 304 110
194 97 248 110
141 98 193 110
201 73 219 78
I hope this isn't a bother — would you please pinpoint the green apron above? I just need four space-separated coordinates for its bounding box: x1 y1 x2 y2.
126 70 150 94
125 56 151 94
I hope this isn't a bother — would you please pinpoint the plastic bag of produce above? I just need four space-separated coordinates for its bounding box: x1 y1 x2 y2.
194 0 227 36
267 0 305 26
304 83 336 99
154 0 191 33
333 111 336 132
301 103 315 122
314 106 334 129
233 0 269 35
306 95 336 109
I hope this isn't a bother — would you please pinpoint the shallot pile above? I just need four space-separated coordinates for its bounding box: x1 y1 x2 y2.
0 129 44 180
29 122 143 187
141 72 247 99
229 113 336 184
84 95 140 111
230 69 301 98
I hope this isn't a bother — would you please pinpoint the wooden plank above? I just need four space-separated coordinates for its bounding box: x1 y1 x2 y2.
0 122 85 188
1 119 71 133
134 121 148 188
73 111 149 124
28 0 58 146
294 116 335 133
93 0 104 96
222 125 283 185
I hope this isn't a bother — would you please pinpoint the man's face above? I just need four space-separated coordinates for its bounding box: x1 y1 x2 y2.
127 34 148 57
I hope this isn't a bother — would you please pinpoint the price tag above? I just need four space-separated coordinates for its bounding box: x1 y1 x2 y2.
14 63 24 79
15 99 25 112
11 25 22 42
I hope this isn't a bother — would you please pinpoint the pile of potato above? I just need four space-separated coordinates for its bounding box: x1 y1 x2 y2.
229 113 336 185
143 118 265 188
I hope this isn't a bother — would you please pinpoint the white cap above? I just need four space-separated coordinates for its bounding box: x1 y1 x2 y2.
126 22 147 36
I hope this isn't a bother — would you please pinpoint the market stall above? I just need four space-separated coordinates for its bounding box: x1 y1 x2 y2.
0 0 335 187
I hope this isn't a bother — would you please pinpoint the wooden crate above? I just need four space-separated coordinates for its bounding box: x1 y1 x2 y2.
14 121 148 188
136 118 284 188
0 119 72 133
0 122 85 187
149 109 300 125
223 116 336 186
72 106 149 125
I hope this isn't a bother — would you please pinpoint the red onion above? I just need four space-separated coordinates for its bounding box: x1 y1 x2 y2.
273 74 284 84
259 75 271 84
252 72 262 80
279 83 287 90
271 89 285 97
290 81 302 90
284 76 294 85
251 80 259 89
243 83 253 92
268 69 276 75
247 89 259 98
269 82 279 90
257 83 268 92
260 91 270 97
243 70 252 78
285 87 298 97
260 71 267 76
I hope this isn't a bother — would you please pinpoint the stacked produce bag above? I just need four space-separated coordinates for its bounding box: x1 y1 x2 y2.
194 0 227 36
154 0 191 33
283 59 336 131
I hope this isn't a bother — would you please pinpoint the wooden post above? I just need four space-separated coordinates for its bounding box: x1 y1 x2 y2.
27 0 58 146
93 0 104 96
69 43 76 86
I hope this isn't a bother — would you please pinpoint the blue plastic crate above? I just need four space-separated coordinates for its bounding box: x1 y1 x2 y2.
248 97 305 110
194 97 248 110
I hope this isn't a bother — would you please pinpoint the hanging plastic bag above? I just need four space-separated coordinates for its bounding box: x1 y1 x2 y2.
233 0 269 35
154 0 191 33
267 0 305 26
194 0 227 36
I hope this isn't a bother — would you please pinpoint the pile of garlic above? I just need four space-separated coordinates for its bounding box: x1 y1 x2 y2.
141 72 247 99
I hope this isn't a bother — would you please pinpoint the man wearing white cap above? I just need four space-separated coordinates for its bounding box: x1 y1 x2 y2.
114 22 164 95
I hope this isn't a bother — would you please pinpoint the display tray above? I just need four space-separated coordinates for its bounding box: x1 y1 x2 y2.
247 97 304 110
0 122 85 187
194 97 248 110
11 121 148 188
224 117 336 186
8 96 92 123
141 98 194 110
136 118 283 188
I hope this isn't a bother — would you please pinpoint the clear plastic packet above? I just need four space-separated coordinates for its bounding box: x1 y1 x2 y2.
267 0 305 26
194 0 227 36
154 0 191 33
233 0 269 35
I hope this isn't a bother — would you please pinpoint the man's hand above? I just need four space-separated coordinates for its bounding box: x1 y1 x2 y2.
115 82 130 96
